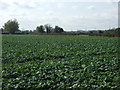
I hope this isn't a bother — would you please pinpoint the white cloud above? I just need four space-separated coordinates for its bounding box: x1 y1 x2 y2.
0 2 9 10
46 10 55 16
87 5 95 10
0 0 119 4
0 1 118 30
0 0 15 5
57 3 65 8
26 0 38 8
71 6 79 9
39 0 119 2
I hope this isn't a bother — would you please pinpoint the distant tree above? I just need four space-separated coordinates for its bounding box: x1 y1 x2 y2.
89 31 93 34
44 24 52 33
54 25 64 33
36 25 45 33
3 19 19 34
116 28 120 37
98 30 104 34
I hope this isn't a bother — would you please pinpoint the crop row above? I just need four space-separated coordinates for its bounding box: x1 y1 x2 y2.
2 35 120 89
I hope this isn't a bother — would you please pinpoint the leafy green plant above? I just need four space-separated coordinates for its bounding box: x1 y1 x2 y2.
2 35 120 89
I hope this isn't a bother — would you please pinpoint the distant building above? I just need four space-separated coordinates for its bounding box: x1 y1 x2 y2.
77 30 88 34
0 29 2 34
88 30 99 34
1 30 9 34
0 29 23 34
15 30 22 34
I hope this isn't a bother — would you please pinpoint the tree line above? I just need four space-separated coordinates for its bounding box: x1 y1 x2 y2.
1 19 120 37
89 28 120 37
35 24 64 33
0 19 64 34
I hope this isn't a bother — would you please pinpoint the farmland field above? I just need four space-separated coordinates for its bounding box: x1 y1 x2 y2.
2 35 120 89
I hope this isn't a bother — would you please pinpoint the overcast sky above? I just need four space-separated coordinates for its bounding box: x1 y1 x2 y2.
0 0 119 31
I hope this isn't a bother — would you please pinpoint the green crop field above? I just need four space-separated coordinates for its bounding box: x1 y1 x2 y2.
2 35 120 89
